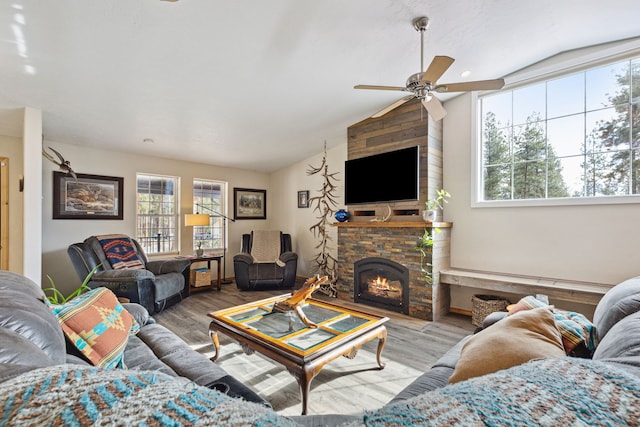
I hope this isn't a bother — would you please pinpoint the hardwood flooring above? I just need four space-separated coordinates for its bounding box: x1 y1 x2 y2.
153 282 475 416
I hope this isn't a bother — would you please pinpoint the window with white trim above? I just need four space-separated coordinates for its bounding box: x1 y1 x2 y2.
192 179 225 251
479 55 640 202
136 174 179 255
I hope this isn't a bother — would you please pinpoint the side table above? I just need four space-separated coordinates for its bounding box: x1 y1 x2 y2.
177 255 223 292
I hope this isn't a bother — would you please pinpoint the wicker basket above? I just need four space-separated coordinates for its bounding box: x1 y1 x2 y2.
471 294 510 327
190 268 211 287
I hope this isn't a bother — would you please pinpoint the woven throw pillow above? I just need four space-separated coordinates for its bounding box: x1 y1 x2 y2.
49 287 140 369
449 307 565 383
97 234 145 270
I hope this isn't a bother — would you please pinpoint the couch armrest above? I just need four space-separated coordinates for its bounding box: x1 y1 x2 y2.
91 269 155 281
122 302 155 326
87 270 156 314
278 251 298 264
146 259 190 275
233 253 254 265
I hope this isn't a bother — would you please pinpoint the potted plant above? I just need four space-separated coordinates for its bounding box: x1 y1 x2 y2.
44 264 101 305
423 188 451 222
415 227 441 285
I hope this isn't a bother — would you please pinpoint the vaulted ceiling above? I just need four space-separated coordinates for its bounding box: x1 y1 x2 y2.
1 1 639 172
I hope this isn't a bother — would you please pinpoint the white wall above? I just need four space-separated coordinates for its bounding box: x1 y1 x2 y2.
270 143 347 277
42 140 348 295
23 107 42 282
42 140 272 294
443 92 640 314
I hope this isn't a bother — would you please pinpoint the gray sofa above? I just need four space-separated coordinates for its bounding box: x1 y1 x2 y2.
1 271 639 425
0 270 267 406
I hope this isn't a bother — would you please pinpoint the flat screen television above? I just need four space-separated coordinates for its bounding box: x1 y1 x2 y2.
344 146 419 205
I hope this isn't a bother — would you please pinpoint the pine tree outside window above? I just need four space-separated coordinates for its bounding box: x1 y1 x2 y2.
192 179 225 252
478 55 640 204
136 174 179 255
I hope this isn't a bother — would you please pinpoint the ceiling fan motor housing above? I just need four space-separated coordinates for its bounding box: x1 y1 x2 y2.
406 72 431 98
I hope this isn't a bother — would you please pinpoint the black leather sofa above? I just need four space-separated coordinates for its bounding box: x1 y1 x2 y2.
233 231 298 291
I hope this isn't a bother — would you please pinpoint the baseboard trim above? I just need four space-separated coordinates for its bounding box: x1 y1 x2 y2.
449 306 472 317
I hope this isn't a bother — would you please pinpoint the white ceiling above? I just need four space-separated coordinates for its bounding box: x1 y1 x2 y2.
1 0 639 172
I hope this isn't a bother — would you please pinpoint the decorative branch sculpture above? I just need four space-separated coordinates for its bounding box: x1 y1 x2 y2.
306 142 339 297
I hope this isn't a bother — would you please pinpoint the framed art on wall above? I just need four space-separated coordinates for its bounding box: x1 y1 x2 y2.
298 190 309 208
233 187 266 220
53 172 124 220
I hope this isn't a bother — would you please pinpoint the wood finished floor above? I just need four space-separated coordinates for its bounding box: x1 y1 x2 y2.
153 282 475 416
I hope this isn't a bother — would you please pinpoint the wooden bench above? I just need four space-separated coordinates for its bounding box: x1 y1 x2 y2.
439 268 613 306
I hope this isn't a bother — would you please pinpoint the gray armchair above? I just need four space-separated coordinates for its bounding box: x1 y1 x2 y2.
67 235 190 313
233 231 298 291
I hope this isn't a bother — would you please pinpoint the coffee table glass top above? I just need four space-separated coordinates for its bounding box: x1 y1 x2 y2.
209 295 387 356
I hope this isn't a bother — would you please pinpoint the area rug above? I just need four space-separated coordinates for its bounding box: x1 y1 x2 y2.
191 341 423 416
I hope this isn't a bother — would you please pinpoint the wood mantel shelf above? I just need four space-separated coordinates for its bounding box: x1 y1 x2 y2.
332 221 452 228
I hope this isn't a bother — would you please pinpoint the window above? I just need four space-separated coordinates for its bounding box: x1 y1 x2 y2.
192 179 225 251
136 174 179 254
479 55 640 203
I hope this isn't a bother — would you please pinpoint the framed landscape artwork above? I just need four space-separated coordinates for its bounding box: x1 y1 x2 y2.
53 172 123 220
234 188 266 220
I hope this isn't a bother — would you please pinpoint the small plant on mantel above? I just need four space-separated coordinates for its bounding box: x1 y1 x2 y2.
417 188 450 284
423 189 451 222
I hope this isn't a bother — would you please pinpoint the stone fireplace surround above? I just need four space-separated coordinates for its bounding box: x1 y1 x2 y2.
339 99 449 320
335 222 451 321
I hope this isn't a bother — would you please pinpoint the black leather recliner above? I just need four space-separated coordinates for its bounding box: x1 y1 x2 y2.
233 231 298 291
67 235 190 313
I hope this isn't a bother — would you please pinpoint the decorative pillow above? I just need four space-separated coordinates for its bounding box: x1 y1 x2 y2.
49 287 139 369
97 234 145 270
449 307 565 383
509 295 597 356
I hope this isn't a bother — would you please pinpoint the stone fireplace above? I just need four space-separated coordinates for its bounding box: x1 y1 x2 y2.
336 98 449 320
335 222 451 321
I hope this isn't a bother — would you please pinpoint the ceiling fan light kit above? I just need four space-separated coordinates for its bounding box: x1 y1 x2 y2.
355 16 505 121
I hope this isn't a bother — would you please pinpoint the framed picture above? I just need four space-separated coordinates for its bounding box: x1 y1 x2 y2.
298 190 309 208
53 172 123 220
233 187 266 220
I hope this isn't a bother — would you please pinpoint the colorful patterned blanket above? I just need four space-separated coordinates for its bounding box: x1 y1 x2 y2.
1 358 638 426
0 365 295 426
97 234 145 270
358 358 640 426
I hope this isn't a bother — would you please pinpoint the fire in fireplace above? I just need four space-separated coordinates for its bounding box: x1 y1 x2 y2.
354 257 409 314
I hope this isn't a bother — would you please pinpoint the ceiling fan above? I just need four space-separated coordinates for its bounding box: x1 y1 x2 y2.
355 17 505 121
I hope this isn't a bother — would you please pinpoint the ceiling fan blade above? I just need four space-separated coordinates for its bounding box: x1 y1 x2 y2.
435 78 505 93
372 95 414 118
355 84 406 91
422 96 447 121
421 56 455 84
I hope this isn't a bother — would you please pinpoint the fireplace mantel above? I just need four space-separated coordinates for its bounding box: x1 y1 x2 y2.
333 221 452 229
335 222 451 321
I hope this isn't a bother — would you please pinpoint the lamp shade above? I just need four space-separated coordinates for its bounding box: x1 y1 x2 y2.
185 213 210 226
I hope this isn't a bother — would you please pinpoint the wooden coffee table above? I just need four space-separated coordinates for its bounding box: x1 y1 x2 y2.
207 294 389 414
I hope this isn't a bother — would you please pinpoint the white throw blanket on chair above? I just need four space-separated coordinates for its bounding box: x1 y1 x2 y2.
250 230 285 267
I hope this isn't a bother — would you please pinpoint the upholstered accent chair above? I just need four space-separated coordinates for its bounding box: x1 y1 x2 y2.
233 230 298 291
67 235 190 313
